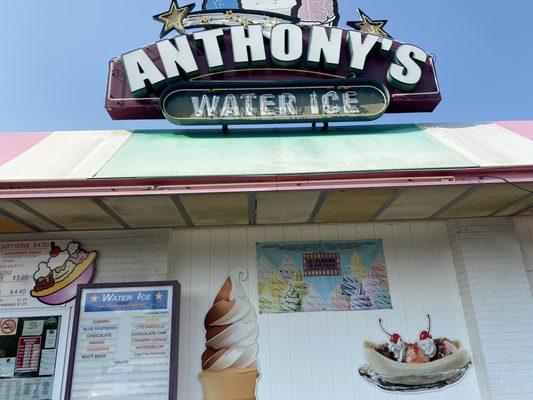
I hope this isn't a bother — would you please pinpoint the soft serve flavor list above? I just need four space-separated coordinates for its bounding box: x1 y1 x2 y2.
69 286 174 400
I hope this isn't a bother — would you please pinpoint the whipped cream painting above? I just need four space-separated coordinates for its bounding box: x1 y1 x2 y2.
30 241 97 305
257 240 392 314
200 268 260 400
359 315 472 393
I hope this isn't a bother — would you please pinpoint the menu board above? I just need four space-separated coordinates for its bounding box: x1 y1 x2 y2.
66 282 180 400
0 315 63 400
0 240 85 309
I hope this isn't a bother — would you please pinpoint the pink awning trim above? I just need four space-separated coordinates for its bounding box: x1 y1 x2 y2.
495 121 533 141
0 132 51 166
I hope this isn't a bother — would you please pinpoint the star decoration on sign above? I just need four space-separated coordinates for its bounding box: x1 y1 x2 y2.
153 0 195 38
347 9 392 39
90 294 98 302
225 10 235 21
155 292 163 300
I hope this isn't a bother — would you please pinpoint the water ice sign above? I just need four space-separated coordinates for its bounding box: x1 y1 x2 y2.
65 282 181 400
106 5 440 122
161 79 389 125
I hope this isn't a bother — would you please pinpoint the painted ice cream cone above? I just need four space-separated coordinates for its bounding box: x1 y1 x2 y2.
200 268 259 400
199 368 259 400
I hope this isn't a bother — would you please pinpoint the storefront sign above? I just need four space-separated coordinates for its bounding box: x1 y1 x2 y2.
0 240 96 309
161 79 389 124
106 5 440 122
65 281 180 400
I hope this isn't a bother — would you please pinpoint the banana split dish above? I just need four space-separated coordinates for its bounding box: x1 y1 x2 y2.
30 241 97 305
359 315 471 392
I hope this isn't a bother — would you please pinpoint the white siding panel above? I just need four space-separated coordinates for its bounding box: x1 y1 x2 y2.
169 222 481 400
514 216 533 296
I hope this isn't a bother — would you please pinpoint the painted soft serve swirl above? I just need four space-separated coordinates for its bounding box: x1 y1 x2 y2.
202 268 258 371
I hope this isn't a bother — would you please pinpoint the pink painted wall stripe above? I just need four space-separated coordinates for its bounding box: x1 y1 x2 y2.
495 121 533 141
0 132 51 166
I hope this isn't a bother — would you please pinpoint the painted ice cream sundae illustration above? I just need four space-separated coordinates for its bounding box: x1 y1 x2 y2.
203 0 338 26
200 268 260 400
359 315 471 392
296 0 337 26
31 241 97 305
239 0 298 19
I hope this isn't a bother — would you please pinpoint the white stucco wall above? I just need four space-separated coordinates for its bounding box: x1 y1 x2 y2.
448 218 533 400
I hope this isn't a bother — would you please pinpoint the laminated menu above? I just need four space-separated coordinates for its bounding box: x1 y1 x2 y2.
66 282 180 400
0 315 62 400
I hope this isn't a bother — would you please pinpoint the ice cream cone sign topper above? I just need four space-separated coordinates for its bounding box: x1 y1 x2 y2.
200 268 260 400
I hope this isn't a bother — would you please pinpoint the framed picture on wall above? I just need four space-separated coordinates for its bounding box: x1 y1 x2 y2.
0 307 71 400
257 240 392 313
64 281 181 400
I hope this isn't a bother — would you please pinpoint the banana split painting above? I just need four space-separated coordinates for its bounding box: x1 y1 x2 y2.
257 240 392 313
202 0 339 26
360 316 472 393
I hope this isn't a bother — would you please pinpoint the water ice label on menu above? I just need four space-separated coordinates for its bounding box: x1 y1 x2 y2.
83 290 168 312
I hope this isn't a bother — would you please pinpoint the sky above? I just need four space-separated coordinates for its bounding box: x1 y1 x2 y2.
0 0 531 132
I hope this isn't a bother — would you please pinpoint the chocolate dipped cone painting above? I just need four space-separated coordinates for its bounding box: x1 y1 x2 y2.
200 268 259 400
360 315 472 393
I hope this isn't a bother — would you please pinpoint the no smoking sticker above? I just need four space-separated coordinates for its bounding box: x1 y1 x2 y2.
0 318 18 335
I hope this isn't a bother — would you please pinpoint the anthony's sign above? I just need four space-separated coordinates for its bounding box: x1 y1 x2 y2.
106 7 440 125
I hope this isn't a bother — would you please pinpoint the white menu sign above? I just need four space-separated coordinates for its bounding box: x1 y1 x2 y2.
0 240 70 309
67 283 179 400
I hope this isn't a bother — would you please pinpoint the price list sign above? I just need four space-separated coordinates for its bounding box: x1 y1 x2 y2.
0 241 56 309
65 282 180 400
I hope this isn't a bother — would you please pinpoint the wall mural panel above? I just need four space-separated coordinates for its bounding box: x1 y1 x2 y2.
257 240 392 313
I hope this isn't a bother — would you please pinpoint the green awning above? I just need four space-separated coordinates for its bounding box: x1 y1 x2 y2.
95 124 474 178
